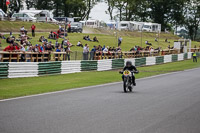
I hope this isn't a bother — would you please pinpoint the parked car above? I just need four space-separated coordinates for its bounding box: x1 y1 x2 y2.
71 22 83 33
11 13 36 22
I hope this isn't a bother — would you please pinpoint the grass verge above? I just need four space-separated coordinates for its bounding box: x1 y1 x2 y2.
0 59 199 100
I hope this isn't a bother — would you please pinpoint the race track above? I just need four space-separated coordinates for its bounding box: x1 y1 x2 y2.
0 68 200 133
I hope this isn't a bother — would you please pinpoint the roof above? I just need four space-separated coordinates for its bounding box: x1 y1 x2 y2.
19 10 50 15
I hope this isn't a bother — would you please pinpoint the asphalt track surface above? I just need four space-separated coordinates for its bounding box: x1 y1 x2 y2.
0 68 200 133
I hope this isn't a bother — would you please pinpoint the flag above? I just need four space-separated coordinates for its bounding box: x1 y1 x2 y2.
6 0 10 6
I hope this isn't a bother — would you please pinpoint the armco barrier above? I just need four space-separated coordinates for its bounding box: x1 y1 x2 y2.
0 52 197 79
124 58 135 66
164 55 172 63
97 60 112 71
156 56 164 64
178 54 184 61
112 59 124 69
0 63 9 79
184 53 188 60
38 62 61 75
146 57 156 66
61 61 81 74
81 61 98 71
8 62 38 78
135 58 146 67
172 55 178 62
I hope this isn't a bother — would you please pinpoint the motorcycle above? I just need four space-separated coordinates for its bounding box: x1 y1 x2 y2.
119 70 137 93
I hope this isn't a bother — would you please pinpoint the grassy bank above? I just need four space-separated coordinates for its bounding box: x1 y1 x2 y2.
1 32 199 52
0 21 199 51
0 59 199 100
0 21 58 32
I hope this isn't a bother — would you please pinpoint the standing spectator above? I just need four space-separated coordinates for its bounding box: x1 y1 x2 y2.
31 24 36 37
59 25 62 30
68 22 71 33
90 46 96 60
118 36 123 46
65 46 71 60
83 44 89 60
4 43 15 51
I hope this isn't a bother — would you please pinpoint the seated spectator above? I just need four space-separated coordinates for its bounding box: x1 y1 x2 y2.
77 41 83 47
49 31 55 39
0 33 6 39
93 36 99 42
87 35 92 41
20 26 27 34
165 38 170 43
66 39 74 47
155 38 158 42
145 40 152 46
6 37 14 44
39 36 48 42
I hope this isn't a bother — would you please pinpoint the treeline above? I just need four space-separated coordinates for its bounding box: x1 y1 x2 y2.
0 0 200 40
106 0 200 40
0 0 100 20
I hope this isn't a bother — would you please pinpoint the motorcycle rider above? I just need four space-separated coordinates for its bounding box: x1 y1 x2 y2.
122 61 139 86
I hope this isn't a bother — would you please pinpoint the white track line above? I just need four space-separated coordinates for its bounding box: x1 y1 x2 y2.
0 67 199 102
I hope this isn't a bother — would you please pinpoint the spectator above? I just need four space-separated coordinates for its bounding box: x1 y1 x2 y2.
4 44 15 51
31 24 36 37
45 44 53 52
20 26 27 34
145 40 152 46
59 25 62 30
68 22 71 33
65 46 71 60
103 46 109 53
93 36 99 42
55 46 61 61
193 50 197 62
165 38 170 43
6 37 14 44
0 33 6 39
118 36 122 46
83 44 89 60
90 46 97 60
77 41 83 47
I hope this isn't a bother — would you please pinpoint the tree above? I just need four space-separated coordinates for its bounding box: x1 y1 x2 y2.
184 0 200 40
105 0 115 20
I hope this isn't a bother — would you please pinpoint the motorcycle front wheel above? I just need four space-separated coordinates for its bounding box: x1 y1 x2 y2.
123 80 128 93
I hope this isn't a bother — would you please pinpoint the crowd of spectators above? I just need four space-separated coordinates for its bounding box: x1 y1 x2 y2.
0 24 188 62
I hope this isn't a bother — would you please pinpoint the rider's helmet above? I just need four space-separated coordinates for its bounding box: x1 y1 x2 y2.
126 61 132 67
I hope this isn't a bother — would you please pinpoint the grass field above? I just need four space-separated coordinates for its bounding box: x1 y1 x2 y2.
0 59 199 100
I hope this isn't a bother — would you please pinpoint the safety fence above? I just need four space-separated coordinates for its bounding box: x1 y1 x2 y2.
0 52 198 79
0 49 180 62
